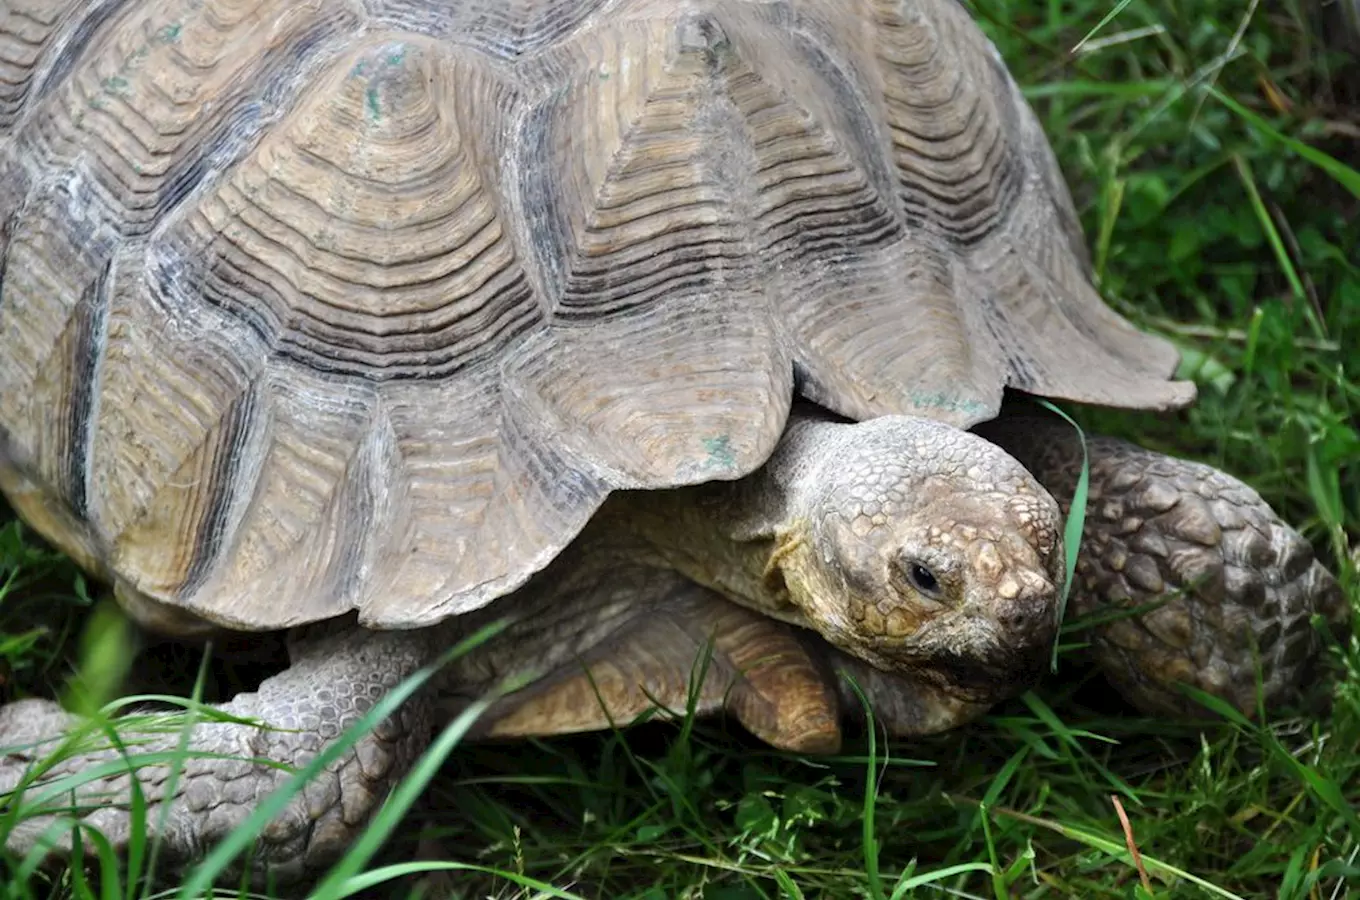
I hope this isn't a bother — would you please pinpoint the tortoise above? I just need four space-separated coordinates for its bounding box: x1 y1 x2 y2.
0 0 1347 882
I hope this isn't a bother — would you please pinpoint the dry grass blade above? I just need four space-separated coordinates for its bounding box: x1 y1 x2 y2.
1111 793 1154 895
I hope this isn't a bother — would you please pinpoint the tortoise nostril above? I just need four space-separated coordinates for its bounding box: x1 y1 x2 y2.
997 605 1026 632
995 592 1056 637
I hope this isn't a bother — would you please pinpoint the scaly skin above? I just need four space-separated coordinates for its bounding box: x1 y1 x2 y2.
976 412 1349 718
0 621 441 884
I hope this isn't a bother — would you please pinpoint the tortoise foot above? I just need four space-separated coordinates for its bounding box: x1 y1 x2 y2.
0 624 437 885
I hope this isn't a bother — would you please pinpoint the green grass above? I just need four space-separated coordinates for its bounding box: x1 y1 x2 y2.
3 0 1359 897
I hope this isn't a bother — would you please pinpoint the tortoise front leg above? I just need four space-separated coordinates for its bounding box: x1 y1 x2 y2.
976 411 1348 719
451 565 843 754
1 622 440 884
454 563 996 749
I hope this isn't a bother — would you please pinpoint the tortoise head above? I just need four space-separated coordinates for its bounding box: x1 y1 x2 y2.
766 416 1066 707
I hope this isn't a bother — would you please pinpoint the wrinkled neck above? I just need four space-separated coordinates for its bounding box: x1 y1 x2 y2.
594 411 842 622
595 484 794 622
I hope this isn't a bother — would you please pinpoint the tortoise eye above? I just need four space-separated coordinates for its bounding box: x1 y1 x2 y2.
903 560 942 598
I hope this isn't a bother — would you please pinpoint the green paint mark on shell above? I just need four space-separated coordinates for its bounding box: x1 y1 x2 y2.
86 19 185 110
703 435 737 470
908 391 988 416
358 45 411 123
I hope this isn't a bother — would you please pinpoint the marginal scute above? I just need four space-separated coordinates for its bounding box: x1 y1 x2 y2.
506 303 793 487
854 0 1191 413
747 7 1004 426
0 457 106 579
0 181 116 505
356 374 612 627
173 366 383 628
95 308 269 603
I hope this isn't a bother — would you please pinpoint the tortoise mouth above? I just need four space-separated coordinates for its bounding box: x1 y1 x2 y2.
912 642 1051 705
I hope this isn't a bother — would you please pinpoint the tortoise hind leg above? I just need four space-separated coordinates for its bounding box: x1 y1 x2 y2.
976 410 1349 718
0 621 440 884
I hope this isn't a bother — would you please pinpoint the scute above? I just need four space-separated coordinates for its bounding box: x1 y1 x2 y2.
363 0 617 58
0 0 1194 632
181 35 542 379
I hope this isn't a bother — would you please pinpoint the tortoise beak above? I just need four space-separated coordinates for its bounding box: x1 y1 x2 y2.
911 628 1054 705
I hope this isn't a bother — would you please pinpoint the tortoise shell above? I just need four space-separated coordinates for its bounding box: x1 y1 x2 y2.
0 0 1191 631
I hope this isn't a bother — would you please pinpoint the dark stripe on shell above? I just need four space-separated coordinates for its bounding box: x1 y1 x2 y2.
63 256 112 521
177 383 260 599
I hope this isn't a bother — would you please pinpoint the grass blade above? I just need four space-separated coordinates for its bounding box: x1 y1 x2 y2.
1210 89 1360 198
1032 401 1090 672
